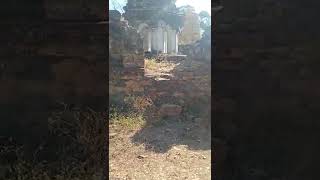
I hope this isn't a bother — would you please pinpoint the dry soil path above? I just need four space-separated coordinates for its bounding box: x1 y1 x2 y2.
109 118 211 180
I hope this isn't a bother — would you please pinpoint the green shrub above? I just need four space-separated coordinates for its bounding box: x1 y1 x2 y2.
109 107 146 130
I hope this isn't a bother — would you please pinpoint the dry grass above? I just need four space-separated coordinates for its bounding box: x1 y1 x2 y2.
48 105 106 168
109 57 212 179
109 95 156 130
109 109 146 130
144 58 178 73
0 103 105 180
123 95 153 113
109 117 212 180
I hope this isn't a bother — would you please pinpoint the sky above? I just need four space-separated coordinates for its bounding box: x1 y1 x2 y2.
109 0 211 15
175 0 211 15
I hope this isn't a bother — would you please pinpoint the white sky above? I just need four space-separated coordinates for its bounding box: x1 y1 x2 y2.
175 0 211 15
109 0 211 15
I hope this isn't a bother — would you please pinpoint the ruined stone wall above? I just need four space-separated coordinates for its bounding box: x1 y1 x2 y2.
179 8 201 45
0 0 107 148
179 34 211 61
109 10 145 103
124 0 177 26
109 10 210 125
214 0 320 179
146 60 211 120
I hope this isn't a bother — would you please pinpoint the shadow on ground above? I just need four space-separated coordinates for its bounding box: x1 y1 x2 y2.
131 58 211 153
131 117 211 153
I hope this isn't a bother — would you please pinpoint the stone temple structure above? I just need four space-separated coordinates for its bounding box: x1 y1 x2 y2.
123 0 183 54
178 6 201 45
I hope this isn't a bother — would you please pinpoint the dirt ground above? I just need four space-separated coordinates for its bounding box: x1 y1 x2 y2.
109 58 211 179
109 117 211 180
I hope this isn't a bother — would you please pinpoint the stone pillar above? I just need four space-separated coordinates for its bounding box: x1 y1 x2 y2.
157 27 164 52
167 29 172 53
172 29 177 54
151 28 157 51
176 33 179 53
142 31 149 52
168 28 175 54
164 30 168 53
165 28 178 54
147 30 152 52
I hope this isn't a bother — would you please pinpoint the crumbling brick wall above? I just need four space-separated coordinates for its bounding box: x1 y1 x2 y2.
142 58 211 127
109 10 211 126
214 0 320 179
0 0 107 152
109 10 145 102
179 36 211 61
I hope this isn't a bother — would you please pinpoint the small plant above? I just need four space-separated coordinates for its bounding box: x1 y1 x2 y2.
109 94 158 130
123 95 153 113
109 108 146 130
144 58 159 70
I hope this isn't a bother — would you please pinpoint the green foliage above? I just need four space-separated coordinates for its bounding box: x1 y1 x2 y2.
109 94 155 129
199 10 211 37
109 107 146 129
161 12 184 30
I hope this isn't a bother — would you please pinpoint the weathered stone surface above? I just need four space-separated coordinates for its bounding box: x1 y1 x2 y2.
123 0 180 28
109 11 145 100
0 8 107 152
44 0 107 20
125 80 144 93
214 0 320 179
179 34 211 61
159 104 182 117
0 1 43 20
179 7 201 45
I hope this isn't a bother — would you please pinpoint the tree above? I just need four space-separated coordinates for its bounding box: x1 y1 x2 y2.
199 11 211 30
177 5 196 15
198 11 211 38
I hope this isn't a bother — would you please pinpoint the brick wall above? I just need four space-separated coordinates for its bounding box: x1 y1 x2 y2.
109 10 145 102
0 1 107 151
109 10 211 125
214 0 320 179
